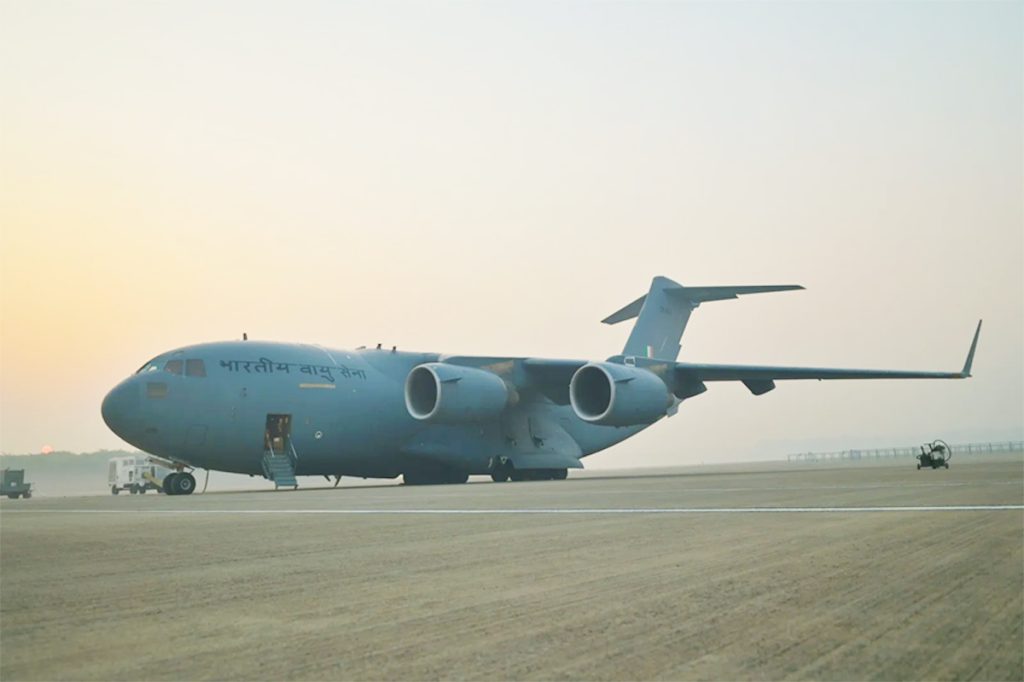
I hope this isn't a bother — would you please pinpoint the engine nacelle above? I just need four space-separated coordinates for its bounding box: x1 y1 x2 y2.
569 362 671 427
405 363 514 423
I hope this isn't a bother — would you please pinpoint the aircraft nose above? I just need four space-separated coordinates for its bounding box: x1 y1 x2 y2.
101 379 140 440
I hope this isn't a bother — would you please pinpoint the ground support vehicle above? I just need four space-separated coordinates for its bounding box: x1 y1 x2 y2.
108 455 173 494
1 469 32 499
917 440 952 470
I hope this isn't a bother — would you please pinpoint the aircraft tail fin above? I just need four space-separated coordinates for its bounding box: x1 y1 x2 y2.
603 277 804 361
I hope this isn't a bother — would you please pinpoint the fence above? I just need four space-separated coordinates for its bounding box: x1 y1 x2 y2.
787 440 1023 463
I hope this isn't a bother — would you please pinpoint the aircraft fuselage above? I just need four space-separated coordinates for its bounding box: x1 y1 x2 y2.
101 341 640 479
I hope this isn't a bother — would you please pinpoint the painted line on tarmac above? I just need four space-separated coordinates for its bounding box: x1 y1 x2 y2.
573 481 1024 495
2 505 1022 515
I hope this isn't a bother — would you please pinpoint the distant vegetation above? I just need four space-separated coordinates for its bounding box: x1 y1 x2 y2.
0 450 143 497
1 449 141 470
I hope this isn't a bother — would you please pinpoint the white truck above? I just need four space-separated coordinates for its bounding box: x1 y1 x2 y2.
108 455 173 495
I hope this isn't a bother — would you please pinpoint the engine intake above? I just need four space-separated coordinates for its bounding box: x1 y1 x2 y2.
405 363 514 423
570 362 671 426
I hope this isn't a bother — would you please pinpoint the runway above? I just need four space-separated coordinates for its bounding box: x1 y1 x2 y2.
5 504 1022 514
2 456 1022 680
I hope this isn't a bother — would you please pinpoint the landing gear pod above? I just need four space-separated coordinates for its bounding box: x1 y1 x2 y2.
916 439 952 470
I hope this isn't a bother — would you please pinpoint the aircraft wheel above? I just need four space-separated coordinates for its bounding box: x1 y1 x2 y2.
491 472 509 483
176 473 196 495
163 473 179 495
550 468 568 480
404 469 466 485
111 486 119 495
23 491 31 499
138 488 146 494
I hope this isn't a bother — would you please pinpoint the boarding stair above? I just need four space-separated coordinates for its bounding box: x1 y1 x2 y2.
262 438 299 490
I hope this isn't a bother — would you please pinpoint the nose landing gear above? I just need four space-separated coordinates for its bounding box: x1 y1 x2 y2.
162 472 197 495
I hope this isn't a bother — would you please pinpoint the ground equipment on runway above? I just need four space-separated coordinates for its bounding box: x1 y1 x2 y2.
108 455 173 494
916 440 951 470
2 468 33 499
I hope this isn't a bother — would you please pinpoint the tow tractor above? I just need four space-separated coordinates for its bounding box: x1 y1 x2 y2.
2 469 33 499
917 440 952 470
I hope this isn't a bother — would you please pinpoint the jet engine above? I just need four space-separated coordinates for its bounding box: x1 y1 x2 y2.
569 362 671 427
405 363 515 423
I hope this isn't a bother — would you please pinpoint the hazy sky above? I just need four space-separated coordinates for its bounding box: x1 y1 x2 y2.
2 1 1021 465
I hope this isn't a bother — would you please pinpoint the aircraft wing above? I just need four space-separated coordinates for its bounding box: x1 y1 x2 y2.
438 356 586 405
444 320 981 401
674 320 981 396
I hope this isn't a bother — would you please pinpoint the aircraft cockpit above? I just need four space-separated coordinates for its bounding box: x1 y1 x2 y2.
135 359 160 374
134 356 208 378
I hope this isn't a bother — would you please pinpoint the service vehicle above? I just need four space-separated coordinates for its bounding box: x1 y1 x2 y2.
917 440 952 470
2 468 33 499
108 455 173 495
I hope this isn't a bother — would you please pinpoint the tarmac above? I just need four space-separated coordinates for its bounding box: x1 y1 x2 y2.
1 456 1022 680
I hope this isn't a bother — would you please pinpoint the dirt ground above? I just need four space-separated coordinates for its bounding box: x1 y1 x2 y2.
1 457 1021 681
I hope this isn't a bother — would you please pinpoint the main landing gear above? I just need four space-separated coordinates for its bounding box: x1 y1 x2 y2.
491 468 568 482
402 469 470 486
488 457 568 482
400 461 571 485
162 472 197 495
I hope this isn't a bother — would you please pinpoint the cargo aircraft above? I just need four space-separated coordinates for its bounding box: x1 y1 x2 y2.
101 277 981 494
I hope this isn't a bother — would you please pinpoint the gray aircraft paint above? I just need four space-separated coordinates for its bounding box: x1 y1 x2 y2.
103 341 635 478
101 276 980 482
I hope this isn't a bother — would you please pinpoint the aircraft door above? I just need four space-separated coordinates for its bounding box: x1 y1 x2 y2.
264 414 292 455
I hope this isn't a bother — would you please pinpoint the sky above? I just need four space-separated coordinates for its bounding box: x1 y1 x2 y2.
1 1 1021 466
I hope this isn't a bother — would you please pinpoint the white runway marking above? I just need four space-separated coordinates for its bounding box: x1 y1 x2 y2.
563 481 1024 495
3 505 1022 515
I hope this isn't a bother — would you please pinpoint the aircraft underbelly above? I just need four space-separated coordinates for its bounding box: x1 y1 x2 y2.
398 404 590 473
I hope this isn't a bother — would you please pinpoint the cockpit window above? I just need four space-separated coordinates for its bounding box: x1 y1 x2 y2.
165 360 184 375
186 359 206 377
135 360 160 374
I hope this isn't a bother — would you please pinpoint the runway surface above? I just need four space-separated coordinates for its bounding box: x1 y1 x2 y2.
2 457 1022 680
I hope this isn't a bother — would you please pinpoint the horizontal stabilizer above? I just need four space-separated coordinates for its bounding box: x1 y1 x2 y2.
602 295 647 325
604 277 804 361
602 284 803 325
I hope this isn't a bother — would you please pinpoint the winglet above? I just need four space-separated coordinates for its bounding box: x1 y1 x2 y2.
960 320 982 377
